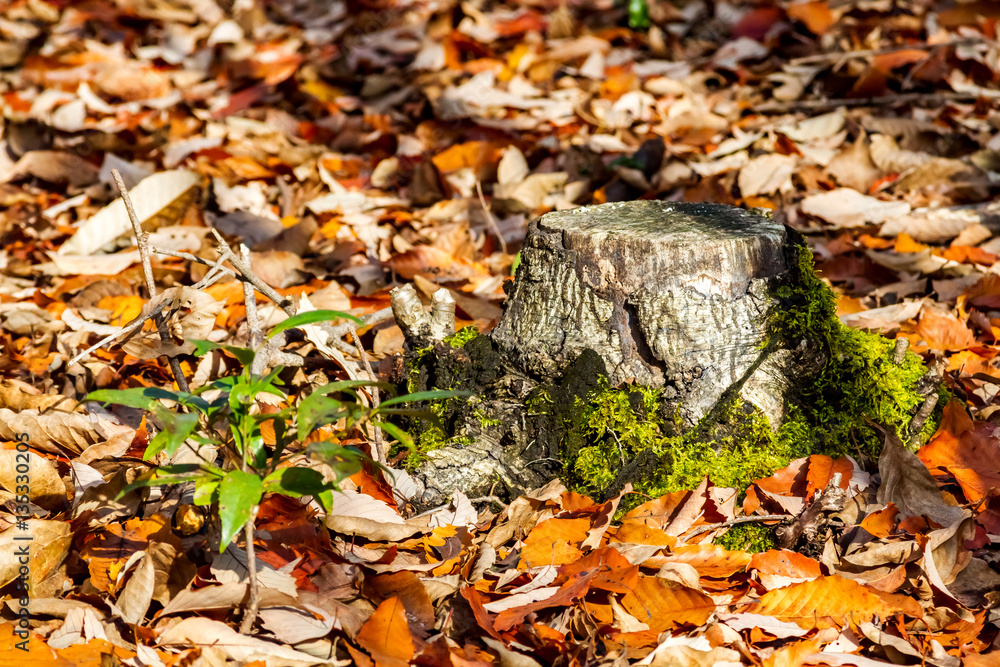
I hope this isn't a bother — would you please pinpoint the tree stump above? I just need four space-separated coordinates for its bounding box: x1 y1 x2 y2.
392 201 938 513
491 201 794 426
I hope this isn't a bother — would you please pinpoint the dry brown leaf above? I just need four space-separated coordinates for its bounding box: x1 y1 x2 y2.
877 430 966 527
356 597 415 667
619 576 715 633
0 520 71 594
0 409 132 456
0 450 67 510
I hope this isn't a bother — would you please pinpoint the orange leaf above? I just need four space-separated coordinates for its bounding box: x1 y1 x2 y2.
561 547 638 594
607 522 676 547
749 549 822 579
746 575 920 629
0 623 73 665
82 514 177 594
619 577 715 633
893 232 928 253
494 565 600 631
914 309 977 352
941 245 998 266
873 49 930 71
804 455 852 499
918 399 1000 503
786 1 836 35
356 597 415 667
660 544 753 579
367 572 436 636
431 141 504 175
520 517 591 568
763 638 821 667
860 504 899 538
559 491 596 511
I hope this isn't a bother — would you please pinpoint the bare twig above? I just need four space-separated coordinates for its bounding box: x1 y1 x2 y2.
789 37 988 66
68 259 228 366
151 247 238 280
240 244 265 352
209 229 296 317
348 324 384 464
236 246 264 633
324 307 395 341
755 90 1000 114
239 507 260 634
476 179 507 255
110 169 189 392
908 392 939 446
892 338 909 365
686 514 790 538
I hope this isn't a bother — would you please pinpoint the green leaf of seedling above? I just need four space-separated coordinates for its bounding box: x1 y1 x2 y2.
304 442 371 482
189 340 256 366
297 393 346 442
268 310 363 339
316 489 334 512
628 0 650 29
218 469 264 551
378 389 469 409
263 467 335 497
193 480 219 506
143 406 200 461
116 464 208 499
86 387 182 411
373 420 414 451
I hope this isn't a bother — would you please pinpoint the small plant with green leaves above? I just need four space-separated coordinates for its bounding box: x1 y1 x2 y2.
86 309 460 627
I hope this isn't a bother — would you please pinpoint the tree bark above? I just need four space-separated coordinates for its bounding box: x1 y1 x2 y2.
491 201 794 426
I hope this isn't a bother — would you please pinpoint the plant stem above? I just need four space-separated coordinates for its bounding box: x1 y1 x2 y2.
111 169 190 393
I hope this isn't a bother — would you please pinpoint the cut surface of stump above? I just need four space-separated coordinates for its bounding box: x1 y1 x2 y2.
491 201 790 425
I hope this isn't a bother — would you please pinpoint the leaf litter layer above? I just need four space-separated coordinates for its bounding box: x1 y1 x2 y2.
0 0 999 665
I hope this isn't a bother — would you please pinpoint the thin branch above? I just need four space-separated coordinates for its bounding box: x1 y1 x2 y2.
209 228 296 317
68 260 227 367
109 170 187 392
239 507 261 634
240 244 265 352
325 307 395 340
685 514 790 538
789 37 988 66
151 247 238 281
476 179 507 255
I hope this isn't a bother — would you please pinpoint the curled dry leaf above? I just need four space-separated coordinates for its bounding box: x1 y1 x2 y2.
59 169 201 257
0 409 133 456
120 286 224 359
0 519 71 593
0 450 67 510
877 431 967 528
801 189 911 228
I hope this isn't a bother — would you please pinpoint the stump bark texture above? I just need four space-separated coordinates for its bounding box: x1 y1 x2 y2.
491 201 792 425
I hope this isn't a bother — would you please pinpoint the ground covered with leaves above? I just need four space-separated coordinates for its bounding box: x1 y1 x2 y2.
2 0 1000 665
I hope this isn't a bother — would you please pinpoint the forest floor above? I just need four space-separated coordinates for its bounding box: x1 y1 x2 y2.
1 0 1000 665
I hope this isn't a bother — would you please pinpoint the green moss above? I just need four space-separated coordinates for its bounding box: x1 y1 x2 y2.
716 523 777 553
772 244 940 456
445 326 480 348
